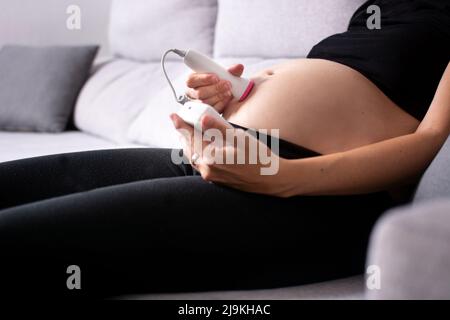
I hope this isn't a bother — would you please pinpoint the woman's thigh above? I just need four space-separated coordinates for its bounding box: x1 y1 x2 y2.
0 148 191 210
0 173 393 297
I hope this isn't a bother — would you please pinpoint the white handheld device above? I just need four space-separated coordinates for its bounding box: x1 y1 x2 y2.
177 101 233 131
182 49 255 102
161 48 254 131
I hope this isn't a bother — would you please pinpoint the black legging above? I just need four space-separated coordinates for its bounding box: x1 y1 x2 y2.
0 146 394 298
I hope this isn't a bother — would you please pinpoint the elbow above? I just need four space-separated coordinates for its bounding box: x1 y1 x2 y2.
416 127 449 149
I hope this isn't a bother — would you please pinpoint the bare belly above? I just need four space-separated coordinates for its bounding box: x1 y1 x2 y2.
223 59 420 155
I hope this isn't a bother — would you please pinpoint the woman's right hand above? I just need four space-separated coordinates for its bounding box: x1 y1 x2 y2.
185 64 244 113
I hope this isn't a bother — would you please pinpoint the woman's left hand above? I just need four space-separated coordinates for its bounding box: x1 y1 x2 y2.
170 113 288 197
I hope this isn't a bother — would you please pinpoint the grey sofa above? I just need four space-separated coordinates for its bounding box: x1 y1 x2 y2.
1 0 449 299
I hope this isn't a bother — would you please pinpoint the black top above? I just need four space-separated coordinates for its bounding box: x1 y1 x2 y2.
307 0 450 120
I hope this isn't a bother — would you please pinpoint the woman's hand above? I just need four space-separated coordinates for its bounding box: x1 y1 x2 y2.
170 113 288 197
185 64 244 113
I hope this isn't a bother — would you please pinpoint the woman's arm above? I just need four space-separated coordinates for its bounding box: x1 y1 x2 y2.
278 62 450 197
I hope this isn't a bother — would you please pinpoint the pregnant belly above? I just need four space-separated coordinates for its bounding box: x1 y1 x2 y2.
223 59 420 155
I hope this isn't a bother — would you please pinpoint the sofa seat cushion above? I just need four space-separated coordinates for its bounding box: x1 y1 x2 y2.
0 131 133 163
121 276 364 300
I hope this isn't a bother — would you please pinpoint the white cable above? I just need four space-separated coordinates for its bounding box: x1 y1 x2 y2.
161 49 189 105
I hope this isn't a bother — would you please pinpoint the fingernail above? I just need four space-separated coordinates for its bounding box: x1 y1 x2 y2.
226 82 232 90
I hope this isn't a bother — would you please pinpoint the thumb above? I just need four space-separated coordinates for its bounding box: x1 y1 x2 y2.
228 64 244 77
170 113 194 137
201 114 229 137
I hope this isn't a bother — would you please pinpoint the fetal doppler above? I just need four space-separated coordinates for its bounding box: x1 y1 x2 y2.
162 49 254 131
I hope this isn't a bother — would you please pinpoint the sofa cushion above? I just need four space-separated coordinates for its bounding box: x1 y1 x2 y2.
109 0 218 62
126 64 187 149
214 0 367 58
75 59 181 144
413 135 450 203
0 131 128 163
120 275 364 300
0 45 98 132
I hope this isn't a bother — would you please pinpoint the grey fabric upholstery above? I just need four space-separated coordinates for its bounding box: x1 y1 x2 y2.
366 199 450 300
413 135 450 203
0 45 98 132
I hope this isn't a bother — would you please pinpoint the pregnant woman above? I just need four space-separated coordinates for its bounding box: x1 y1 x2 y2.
0 0 449 297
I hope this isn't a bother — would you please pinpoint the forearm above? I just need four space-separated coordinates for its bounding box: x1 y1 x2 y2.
278 130 447 197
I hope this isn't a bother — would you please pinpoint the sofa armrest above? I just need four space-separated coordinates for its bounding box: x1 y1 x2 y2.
366 198 450 300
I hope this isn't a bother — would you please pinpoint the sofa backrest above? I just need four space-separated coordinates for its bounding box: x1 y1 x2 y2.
413 135 450 204
109 0 367 61
0 0 111 56
214 0 367 58
109 0 218 62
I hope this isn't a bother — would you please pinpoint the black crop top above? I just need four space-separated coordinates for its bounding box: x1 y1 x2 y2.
307 0 450 120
